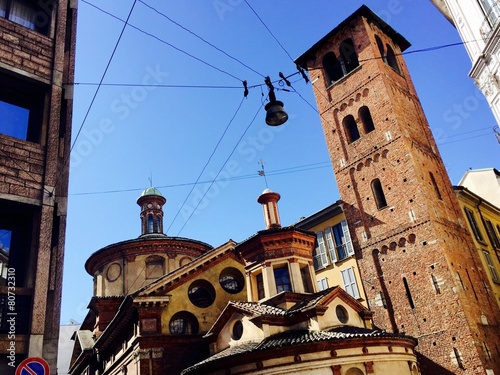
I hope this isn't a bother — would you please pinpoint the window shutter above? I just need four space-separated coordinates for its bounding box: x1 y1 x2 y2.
325 227 337 263
341 220 354 256
316 232 328 268
341 267 360 299
317 277 329 291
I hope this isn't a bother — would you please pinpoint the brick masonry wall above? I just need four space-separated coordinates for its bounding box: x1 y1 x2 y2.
0 134 45 201
0 18 53 81
300 11 500 375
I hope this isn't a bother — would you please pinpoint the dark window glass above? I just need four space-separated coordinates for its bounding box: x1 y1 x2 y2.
169 311 198 335
0 0 51 35
339 38 359 73
464 208 484 242
219 267 244 294
343 115 360 143
274 266 291 293
359 106 375 133
232 320 243 340
188 279 215 308
256 273 265 300
322 52 343 85
375 35 385 60
371 178 388 209
0 73 45 143
385 45 401 74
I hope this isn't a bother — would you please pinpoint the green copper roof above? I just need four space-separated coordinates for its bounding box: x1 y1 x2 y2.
140 187 163 197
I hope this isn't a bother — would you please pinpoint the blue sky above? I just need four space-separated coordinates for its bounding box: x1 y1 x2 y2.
61 1 500 323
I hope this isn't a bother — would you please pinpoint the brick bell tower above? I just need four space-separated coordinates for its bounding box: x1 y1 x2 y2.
296 6 500 375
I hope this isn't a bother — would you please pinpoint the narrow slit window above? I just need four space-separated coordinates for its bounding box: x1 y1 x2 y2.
343 114 360 143
359 106 375 133
429 172 442 200
402 277 415 309
371 178 388 209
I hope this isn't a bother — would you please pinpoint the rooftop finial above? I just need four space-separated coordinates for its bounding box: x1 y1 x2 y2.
148 172 153 187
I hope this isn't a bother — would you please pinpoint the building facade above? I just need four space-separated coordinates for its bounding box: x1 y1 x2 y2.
0 1 77 373
431 0 500 127
454 169 500 310
69 188 248 375
296 5 500 374
295 201 368 308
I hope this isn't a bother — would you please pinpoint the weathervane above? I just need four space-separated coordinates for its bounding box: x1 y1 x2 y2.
258 160 268 188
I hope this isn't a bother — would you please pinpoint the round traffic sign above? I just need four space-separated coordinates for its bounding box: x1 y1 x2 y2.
15 357 50 375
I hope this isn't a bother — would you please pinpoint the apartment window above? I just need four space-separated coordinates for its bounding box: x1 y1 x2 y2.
480 0 500 26
343 114 360 143
341 267 360 299
256 272 265 300
0 0 51 35
464 208 484 242
1 73 47 143
359 106 375 133
331 220 354 261
313 232 328 270
317 277 328 291
483 251 500 283
323 52 343 85
484 219 500 249
371 178 388 209
0 199 37 288
274 266 292 293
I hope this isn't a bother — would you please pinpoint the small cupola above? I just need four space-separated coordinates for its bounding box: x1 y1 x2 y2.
257 188 281 229
137 187 166 236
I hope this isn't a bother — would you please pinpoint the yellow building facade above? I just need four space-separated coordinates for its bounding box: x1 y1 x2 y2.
295 202 368 308
454 185 500 309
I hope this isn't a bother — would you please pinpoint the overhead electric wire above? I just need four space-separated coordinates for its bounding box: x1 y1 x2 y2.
165 96 246 234
70 161 332 196
138 0 266 79
243 0 294 62
70 1 137 151
81 0 244 82
173 101 265 236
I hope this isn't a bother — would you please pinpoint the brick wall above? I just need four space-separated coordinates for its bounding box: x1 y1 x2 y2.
0 18 53 81
298 8 500 375
0 134 45 201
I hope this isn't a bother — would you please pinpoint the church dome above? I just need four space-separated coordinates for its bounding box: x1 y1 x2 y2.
140 186 163 197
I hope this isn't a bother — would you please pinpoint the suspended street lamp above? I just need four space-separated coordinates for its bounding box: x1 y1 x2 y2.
264 76 288 126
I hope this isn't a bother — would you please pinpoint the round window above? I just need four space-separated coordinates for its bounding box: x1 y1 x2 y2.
169 311 199 335
188 279 216 308
336 305 349 324
232 320 243 340
219 267 245 294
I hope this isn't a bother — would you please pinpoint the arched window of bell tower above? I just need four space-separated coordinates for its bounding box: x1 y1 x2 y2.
322 52 343 85
359 106 375 133
343 114 360 143
147 215 154 233
386 44 401 74
339 38 359 73
371 178 388 209
375 35 385 61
